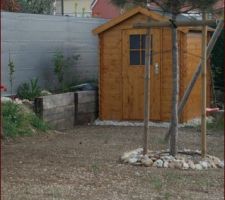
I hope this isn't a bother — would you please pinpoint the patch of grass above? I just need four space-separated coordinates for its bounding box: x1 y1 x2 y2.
151 176 163 191
28 113 49 132
2 102 49 138
207 117 224 131
91 163 100 175
163 192 172 200
164 171 182 183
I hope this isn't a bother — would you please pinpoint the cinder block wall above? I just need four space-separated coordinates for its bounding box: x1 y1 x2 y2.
1 12 107 96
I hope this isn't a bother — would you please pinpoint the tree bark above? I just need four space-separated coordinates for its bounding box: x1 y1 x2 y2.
201 11 207 157
170 13 179 156
164 20 224 141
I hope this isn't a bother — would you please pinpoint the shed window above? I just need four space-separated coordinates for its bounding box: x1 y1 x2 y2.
129 34 152 66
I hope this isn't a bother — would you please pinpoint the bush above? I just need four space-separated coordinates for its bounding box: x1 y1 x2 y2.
2 102 49 138
17 78 41 101
53 51 80 91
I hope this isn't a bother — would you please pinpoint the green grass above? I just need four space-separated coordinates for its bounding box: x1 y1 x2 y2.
207 117 224 131
2 101 49 138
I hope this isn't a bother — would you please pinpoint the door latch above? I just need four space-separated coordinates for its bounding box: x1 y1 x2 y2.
154 63 159 75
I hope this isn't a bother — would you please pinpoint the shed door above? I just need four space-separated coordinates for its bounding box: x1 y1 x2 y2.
122 29 161 120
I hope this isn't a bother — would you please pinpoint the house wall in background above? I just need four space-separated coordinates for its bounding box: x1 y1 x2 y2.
55 0 93 17
1 11 106 96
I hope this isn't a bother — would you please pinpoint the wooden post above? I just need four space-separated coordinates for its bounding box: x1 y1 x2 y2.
201 11 207 158
134 20 217 29
143 27 151 155
164 20 224 141
61 0 64 15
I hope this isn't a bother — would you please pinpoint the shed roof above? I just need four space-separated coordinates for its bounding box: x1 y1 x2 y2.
93 6 168 34
93 6 214 35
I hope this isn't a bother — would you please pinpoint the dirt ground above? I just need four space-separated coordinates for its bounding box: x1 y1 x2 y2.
2 126 224 200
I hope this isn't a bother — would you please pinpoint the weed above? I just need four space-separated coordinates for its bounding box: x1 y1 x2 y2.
17 78 41 101
2 102 49 138
8 50 15 95
91 164 100 175
53 51 80 91
28 113 49 132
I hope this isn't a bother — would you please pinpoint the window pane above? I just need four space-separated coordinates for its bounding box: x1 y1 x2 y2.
130 35 140 49
141 50 145 65
130 50 140 65
141 35 146 49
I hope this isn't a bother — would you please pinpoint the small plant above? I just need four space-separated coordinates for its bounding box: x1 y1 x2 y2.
17 78 41 101
82 7 85 17
74 2 78 16
52 51 80 91
2 101 49 138
8 51 15 96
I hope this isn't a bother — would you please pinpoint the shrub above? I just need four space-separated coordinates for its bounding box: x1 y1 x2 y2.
53 51 80 91
2 102 49 138
17 78 41 101
2 102 29 137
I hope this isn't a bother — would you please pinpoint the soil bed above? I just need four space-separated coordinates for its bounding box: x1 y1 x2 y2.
2 126 224 200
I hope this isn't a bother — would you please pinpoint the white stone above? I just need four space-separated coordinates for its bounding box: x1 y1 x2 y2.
129 157 138 164
218 160 224 168
41 90 52 96
141 158 153 167
163 161 169 168
1 97 12 103
161 155 174 161
153 159 163 168
195 164 203 170
182 162 189 170
14 98 23 104
168 161 175 168
199 161 208 169
187 160 195 169
174 160 183 169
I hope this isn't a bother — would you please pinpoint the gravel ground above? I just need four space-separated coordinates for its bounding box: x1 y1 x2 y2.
2 126 224 200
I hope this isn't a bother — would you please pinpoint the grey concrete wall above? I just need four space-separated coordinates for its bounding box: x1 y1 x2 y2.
1 12 107 96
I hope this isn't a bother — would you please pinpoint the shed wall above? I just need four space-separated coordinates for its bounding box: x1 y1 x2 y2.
98 13 212 122
184 32 212 121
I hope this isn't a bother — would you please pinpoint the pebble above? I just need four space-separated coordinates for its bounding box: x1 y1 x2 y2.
200 161 209 169
153 159 163 168
1 97 12 102
163 161 169 168
182 162 189 170
195 164 203 170
141 157 153 167
120 148 223 170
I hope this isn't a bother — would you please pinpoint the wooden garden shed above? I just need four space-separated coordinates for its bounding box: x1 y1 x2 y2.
93 7 212 122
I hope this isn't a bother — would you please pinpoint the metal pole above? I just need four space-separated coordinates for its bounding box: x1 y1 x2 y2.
201 11 207 158
143 27 151 155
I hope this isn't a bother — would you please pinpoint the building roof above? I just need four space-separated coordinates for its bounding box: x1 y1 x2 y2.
93 6 214 35
93 6 167 34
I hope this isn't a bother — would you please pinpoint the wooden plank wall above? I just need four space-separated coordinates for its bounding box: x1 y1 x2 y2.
74 91 98 125
35 92 75 130
99 13 209 122
99 14 158 120
35 91 98 129
184 32 212 121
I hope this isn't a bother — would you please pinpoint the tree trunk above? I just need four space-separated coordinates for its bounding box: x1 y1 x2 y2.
170 13 179 157
143 23 151 155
